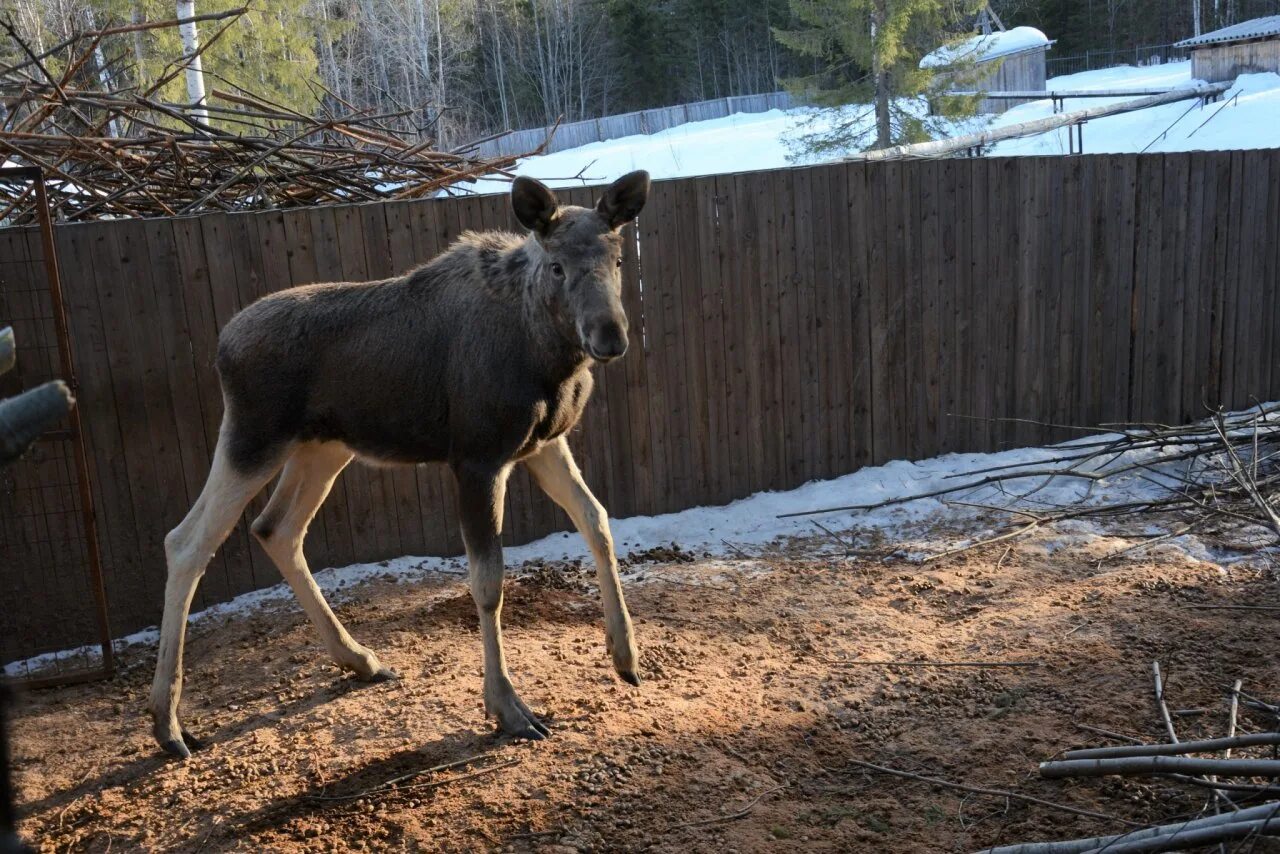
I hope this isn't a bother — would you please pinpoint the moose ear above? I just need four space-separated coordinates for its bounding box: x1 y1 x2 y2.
512 176 559 236
596 170 650 229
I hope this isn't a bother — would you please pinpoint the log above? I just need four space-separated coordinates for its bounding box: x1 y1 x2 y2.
0 327 13 376
1077 815 1280 853
1063 733 1280 760
0 380 73 464
977 800 1280 854
844 84 1230 162
1040 756 1280 779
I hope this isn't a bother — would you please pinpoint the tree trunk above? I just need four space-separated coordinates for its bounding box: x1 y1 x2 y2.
175 0 209 123
872 1 891 149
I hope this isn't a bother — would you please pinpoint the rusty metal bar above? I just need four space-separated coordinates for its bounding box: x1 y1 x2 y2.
29 170 115 679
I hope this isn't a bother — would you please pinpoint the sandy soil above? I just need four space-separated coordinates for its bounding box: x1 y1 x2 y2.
8 528 1280 853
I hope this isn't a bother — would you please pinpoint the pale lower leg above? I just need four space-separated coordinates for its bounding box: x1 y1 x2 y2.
251 443 390 679
525 438 638 682
150 436 281 757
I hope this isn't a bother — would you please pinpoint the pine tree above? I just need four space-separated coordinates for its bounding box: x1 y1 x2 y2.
774 0 983 154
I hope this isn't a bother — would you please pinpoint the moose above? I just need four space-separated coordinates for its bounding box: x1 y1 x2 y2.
150 171 651 758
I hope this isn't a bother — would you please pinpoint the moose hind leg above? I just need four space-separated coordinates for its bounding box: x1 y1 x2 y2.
525 436 638 684
251 442 394 681
454 461 549 740
150 431 284 758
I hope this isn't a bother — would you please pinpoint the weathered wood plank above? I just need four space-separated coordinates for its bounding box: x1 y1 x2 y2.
793 166 824 482
692 175 730 504
85 221 188 621
916 159 944 455
773 167 804 488
715 172 752 498
866 162 897 464
740 170 772 490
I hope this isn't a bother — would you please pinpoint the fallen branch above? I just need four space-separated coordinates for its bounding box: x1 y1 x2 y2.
1040 756 1280 779
842 759 1138 825
662 784 790 830
1182 604 1280 611
1073 813 1280 853
977 800 1280 854
824 659 1041 668
305 752 509 802
1152 661 1179 745
1063 733 1280 760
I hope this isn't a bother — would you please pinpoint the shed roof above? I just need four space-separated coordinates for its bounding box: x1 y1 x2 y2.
920 26 1051 69
1175 15 1280 48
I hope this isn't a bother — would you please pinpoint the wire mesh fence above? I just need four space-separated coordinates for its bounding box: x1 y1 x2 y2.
0 167 113 687
1046 43 1191 79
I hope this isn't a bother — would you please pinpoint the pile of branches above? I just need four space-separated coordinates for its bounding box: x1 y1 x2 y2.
0 10 531 224
982 667 1280 853
785 403 1280 562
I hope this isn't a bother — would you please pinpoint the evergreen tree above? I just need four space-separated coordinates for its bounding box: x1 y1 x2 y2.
86 0 327 120
774 0 983 154
607 0 682 111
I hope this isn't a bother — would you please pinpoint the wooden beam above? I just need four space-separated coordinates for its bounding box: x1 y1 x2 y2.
844 84 1231 161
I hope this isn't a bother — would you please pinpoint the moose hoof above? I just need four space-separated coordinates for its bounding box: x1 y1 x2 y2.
618 670 641 687
362 667 400 683
158 736 192 760
490 692 551 741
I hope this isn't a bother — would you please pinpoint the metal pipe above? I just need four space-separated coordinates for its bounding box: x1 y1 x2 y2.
31 172 114 678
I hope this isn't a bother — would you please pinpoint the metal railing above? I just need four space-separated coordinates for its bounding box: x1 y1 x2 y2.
1046 43 1191 79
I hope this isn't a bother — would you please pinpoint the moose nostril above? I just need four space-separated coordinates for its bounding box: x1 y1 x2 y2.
590 322 628 359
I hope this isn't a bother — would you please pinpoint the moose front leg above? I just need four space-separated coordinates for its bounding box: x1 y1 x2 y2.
525 436 639 685
453 460 550 740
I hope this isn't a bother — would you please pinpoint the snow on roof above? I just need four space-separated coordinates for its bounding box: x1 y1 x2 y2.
1175 15 1280 48
920 26 1051 69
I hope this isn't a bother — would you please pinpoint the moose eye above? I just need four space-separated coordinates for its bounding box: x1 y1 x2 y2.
550 262 565 278
616 257 623 268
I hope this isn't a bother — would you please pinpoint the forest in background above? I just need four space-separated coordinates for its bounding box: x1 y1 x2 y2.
4 0 1280 148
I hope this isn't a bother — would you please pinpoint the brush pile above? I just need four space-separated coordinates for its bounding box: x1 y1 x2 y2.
0 10 530 224
785 403 1280 563
979 669 1280 853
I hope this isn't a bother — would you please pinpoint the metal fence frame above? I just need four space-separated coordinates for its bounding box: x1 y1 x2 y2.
0 165 113 687
1046 42 1191 78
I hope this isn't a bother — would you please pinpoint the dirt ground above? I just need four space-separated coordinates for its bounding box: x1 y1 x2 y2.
9 524 1280 853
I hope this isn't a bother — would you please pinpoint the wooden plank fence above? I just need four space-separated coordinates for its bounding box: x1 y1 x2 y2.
3 151 1279 657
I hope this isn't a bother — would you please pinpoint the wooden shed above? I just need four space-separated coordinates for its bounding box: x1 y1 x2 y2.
1175 15 1280 83
921 26 1054 114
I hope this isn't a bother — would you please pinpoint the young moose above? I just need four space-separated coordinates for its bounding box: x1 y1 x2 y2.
150 172 651 758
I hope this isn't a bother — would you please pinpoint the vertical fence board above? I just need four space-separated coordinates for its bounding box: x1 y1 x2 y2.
672 177 712 502
637 182 676 511
794 167 824 482
692 175 730 505
731 171 765 490
774 168 804 488
754 170 786 491
917 160 945 455
714 173 751 499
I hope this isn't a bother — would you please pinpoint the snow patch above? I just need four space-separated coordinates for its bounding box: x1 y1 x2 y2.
457 59 1279 189
10 412 1275 679
921 26 1051 69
